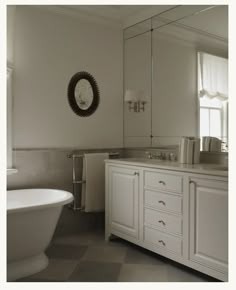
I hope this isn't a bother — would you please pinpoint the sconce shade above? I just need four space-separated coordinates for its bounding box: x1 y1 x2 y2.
124 90 138 102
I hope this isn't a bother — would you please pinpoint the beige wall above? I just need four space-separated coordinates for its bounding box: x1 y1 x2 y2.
12 6 123 149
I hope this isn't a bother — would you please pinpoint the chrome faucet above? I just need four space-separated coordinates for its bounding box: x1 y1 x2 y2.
145 151 153 159
145 151 165 160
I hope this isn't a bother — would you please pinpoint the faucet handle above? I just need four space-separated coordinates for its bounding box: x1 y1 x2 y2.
145 151 152 159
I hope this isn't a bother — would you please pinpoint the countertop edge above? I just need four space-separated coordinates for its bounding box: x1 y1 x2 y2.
105 159 228 177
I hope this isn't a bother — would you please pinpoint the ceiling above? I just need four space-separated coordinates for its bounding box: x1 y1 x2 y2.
53 5 228 40
63 5 173 22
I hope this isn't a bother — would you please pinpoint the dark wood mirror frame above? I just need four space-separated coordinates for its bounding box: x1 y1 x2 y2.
67 71 100 117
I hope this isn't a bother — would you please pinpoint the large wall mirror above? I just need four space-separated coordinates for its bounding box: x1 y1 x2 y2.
123 5 228 152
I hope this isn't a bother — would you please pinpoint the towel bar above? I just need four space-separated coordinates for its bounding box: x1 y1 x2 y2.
73 180 86 184
68 152 120 210
67 152 120 158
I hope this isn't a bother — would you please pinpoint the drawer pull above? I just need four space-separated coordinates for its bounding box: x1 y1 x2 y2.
158 240 166 246
158 220 166 226
134 172 139 176
158 200 166 206
158 180 166 185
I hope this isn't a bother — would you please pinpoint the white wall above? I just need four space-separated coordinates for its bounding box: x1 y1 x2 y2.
7 5 16 65
13 6 123 149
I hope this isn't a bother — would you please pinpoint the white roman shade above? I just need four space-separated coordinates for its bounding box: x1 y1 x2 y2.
198 52 228 101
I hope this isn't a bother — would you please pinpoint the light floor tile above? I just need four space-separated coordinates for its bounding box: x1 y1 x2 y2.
124 245 167 265
118 264 168 282
166 264 216 282
68 261 121 282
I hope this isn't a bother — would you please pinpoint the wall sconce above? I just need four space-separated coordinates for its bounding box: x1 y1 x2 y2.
124 89 147 112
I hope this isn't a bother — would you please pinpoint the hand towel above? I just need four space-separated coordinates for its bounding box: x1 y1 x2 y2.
81 153 109 212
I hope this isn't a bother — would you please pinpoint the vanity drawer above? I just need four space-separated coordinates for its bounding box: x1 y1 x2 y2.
144 208 182 235
144 171 183 193
144 226 182 256
144 190 182 213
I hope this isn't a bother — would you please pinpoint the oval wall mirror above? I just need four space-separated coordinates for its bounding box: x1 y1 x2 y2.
68 71 100 116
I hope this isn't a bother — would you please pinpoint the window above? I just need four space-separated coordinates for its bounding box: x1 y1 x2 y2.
198 52 228 151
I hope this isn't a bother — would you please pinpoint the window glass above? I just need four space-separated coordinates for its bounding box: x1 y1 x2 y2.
200 108 209 136
210 109 221 137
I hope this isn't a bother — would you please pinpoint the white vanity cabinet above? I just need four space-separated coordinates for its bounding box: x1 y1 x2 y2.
105 160 228 281
142 169 185 257
189 177 228 274
105 165 140 242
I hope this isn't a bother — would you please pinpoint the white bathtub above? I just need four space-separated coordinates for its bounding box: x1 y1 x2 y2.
7 188 73 281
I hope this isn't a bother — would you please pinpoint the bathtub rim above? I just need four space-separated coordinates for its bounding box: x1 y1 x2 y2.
7 188 74 214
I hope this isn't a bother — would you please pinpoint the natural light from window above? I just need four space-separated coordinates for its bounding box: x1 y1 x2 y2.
198 52 228 151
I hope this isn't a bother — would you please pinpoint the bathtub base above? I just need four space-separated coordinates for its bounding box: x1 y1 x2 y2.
7 252 49 281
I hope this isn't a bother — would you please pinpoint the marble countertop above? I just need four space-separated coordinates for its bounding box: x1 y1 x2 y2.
105 158 228 177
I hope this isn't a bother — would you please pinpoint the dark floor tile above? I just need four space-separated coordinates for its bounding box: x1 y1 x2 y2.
68 261 122 282
52 231 105 247
46 244 87 260
15 259 78 282
52 232 130 249
81 245 127 263
15 278 60 282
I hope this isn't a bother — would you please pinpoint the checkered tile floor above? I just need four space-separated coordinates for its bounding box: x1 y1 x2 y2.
15 231 219 282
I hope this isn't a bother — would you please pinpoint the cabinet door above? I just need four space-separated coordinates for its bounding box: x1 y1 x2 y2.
189 178 228 273
108 166 139 239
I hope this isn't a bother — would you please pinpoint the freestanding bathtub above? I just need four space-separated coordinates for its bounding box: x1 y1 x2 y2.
7 188 73 281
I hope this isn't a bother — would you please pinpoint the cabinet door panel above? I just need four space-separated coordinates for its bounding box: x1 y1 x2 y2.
189 178 228 273
109 167 139 239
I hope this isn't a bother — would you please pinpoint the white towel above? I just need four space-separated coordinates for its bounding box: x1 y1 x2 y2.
202 136 211 151
210 137 222 152
81 153 109 212
179 136 200 164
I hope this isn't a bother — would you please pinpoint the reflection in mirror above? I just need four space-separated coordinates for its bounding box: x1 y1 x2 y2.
152 5 214 30
152 23 198 147
124 18 151 40
198 52 228 152
75 79 94 110
124 31 152 147
123 5 228 151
